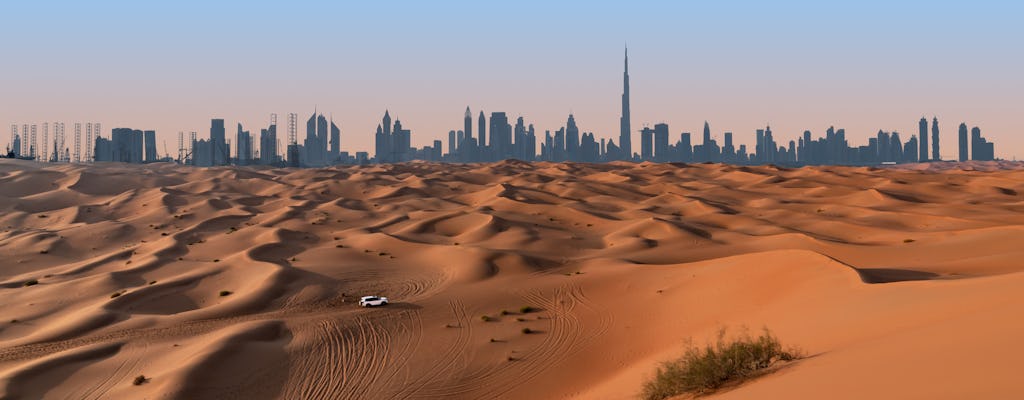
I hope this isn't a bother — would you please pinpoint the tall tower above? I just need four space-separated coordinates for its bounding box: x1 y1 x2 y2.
478 111 486 149
464 107 473 144
86 123 94 162
931 117 940 161
42 123 49 162
619 46 632 160
958 122 969 162
73 123 81 163
918 117 928 162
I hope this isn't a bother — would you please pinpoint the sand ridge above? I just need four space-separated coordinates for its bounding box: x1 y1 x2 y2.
0 158 1023 399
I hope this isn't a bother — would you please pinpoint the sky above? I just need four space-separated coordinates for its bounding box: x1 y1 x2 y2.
2 0 1022 160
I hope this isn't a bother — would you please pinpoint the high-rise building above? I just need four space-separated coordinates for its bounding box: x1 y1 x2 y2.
260 116 278 165
489 112 512 160
654 123 669 162
464 107 473 146
144 130 157 162
619 46 632 160
478 111 486 149
329 117 340 163
931 117 940 161
210 119 227 165
919 117 929 162
236 123 252 165
971 126 994 161
566 114 580 161
958 123 969 162
640 126 653 161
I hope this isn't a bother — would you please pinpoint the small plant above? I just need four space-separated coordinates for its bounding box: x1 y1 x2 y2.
213 259 220 263
480 315 493 322
500 310 511 316
110 292 122 298
39 250 48 254
490 338 498 343
10 319 18 323
516 317 527 322
149 281 157 285
336 244 344 248
521 327 533 334
519 306 536 314
903 238 915 243
641 328 799 400
133 375 147 386
23 279 38 287
219 291 233 297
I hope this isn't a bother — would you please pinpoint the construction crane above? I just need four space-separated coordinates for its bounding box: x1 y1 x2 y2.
163 141 170 161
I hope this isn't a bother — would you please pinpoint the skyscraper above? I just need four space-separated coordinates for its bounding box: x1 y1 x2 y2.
210 119 227 166
477 111 486 150
566 114 579 161
919 117 929 162
144 130 157 162
619 46 632 160
959 123 969 162
931 117 940 161
489 112 511 160
329 117 340 163
464 107 473 145
654 123 669 162
259 116 278 165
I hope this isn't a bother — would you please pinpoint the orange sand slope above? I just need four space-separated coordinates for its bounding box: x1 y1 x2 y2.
0 159 1023 400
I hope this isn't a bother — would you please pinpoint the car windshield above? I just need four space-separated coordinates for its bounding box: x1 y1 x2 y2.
364 297 378 301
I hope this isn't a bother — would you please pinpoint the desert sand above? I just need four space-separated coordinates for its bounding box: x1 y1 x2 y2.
0 158 1023 399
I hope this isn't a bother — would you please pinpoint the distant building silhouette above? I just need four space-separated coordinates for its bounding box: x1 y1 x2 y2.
210 119 227 166
931 117 940 161
970 125 995 161
959 123 969 162
919 117 929 162
619 46 632 160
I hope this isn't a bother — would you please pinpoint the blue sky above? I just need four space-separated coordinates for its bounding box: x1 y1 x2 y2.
2 1 1021 158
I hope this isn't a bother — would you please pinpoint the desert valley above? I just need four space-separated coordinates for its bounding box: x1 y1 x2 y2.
1 158 1023 399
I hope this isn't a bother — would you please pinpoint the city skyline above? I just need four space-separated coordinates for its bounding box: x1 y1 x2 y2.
2 1 1021 160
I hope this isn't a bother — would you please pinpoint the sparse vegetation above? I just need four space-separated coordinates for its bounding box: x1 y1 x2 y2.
521 327 534 334
213 259 220 262
23 279 38 287
133 375 147 386
500 310 511 316
110 292 122 298
519 306 536 314
480 315 494 322
39 250 48 254
10 319 18 323
641 328 799 400
219 291 233 297
903 238 915 243
149 281 157 285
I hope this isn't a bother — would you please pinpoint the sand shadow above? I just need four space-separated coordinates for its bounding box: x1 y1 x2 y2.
856 268 940 283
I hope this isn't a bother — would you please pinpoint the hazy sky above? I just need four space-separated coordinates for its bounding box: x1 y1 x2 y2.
2 1 1022 160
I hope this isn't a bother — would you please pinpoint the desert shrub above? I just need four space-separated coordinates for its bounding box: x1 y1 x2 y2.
903 238 915 243
110 292 122 299
23 279 38 287
133 375 147 385
219 291 233 297
480 315 493 322
520 306 536 314
521 327 533 334
500 310 511 316
641 328 798 400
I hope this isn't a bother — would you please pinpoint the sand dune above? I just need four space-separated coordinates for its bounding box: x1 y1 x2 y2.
1 158 1023 399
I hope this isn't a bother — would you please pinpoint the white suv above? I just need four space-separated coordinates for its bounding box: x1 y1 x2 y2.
358 296 389 307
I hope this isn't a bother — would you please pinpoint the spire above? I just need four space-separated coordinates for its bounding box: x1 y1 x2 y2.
624 44 628 74
465 106 471 118
384 109 390 119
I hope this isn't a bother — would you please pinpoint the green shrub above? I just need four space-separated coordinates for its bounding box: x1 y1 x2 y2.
641 328 798 400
